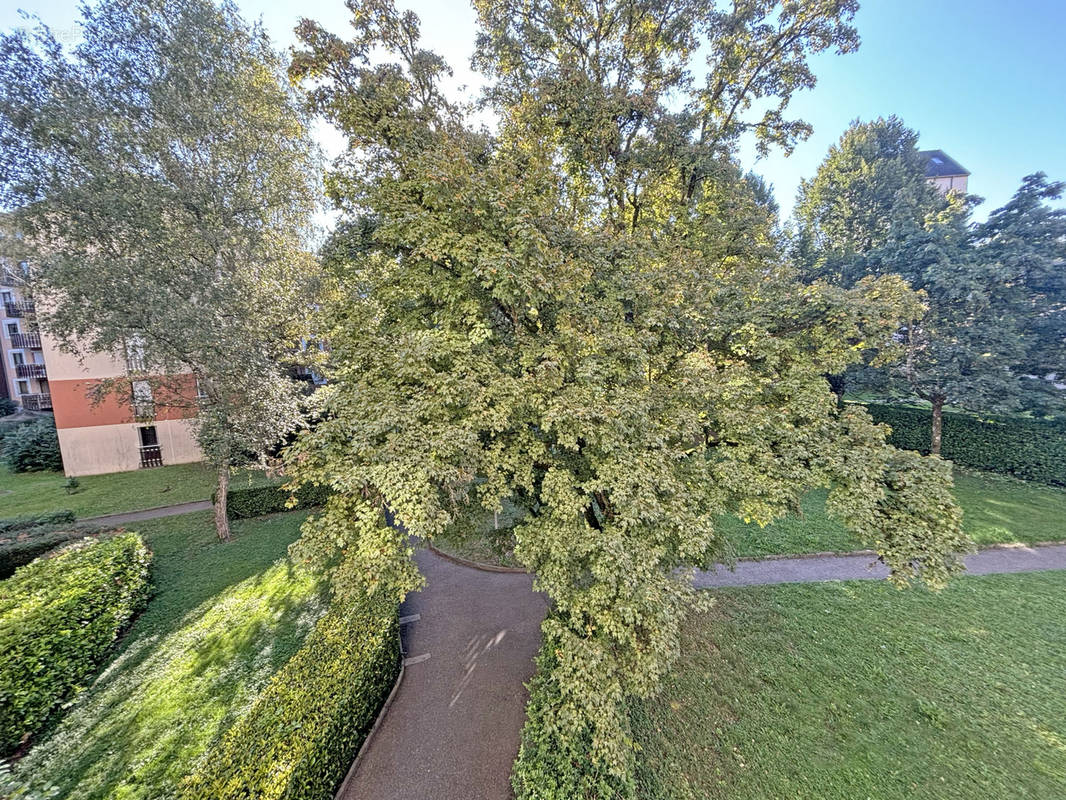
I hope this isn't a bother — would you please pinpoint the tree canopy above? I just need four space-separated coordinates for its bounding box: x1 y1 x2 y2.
286 1 968 793
0 0 321 538
796 117 1066 452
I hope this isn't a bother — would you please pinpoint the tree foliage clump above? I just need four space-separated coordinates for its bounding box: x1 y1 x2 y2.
796 118 1066 452
2 417 62 473
285 0 969 791
0 0 322 539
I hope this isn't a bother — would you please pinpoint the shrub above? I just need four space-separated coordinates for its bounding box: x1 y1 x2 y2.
0 533 151 755
863 403 1066 486
2 418 63 473
220 481 331 520
0 529 87 580
0 397 15 417
180 595 399 800
513 623 636 800
0 510 76 534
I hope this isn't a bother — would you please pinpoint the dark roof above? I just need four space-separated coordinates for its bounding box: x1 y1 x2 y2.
918 149 970 178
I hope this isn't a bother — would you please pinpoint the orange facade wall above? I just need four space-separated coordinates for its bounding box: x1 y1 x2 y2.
50 374 199 430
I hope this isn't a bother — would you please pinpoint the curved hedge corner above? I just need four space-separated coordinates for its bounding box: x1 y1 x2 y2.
180 595 400 800
863 403 1066 486
218 482 332 520
0 533 151 755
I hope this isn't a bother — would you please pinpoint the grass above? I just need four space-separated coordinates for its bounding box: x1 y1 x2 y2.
631 570 1066 799
2 509 326 800
723 469 1066 558
0 463 276 519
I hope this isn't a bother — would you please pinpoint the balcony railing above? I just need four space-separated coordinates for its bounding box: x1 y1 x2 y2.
10 332 41 349
21 393 52 411
139 444 163 469
14 363 46 379
4 300 34 317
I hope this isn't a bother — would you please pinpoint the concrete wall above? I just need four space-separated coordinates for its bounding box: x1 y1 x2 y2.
57 417 202 477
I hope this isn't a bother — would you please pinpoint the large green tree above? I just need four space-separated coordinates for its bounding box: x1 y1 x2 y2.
286 1 967 793
0 0 321 539
797 118 1066 453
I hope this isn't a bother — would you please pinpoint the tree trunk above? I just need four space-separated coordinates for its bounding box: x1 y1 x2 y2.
930 396 944 456
214 463 231 541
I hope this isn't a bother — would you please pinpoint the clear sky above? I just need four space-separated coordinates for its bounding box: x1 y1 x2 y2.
4 0 1065 222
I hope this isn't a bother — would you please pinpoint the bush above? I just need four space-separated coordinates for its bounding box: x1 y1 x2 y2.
2 418 63 473
863 403 1066 486
513 624 635 800
180 595 399 800
0 533 151 755
0 529 87 580
0 397 15 417
220 481 331 520
0 509 76 534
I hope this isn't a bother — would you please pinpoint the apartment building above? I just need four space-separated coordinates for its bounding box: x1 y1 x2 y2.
40 333 203 476
0 262 52 412
919 149 970 195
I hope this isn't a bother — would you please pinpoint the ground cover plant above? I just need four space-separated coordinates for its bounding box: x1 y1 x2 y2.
0 533 151 755
0 463 273 519
1 510 325 800
631 570 1066 799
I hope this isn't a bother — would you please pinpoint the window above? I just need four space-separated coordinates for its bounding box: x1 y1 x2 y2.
138 425 159 448
5 323 17 337
16 380 28 395
11 352 24 367
132 379 154 418
1 291 11 304
195 378 208 401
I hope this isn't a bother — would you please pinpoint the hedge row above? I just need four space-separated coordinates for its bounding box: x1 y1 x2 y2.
180 595 400 800
219 482 332 520
0 529 88 580
512 624 635 800
0 510 76 534
862 403 1066 486
0 533 152 755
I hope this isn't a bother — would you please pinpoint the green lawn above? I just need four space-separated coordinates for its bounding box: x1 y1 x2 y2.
723 469 1066 558
0 463 275 519
3 509 326 800
632 570 1066 799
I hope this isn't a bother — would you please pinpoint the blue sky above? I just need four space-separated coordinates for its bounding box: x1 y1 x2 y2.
4 0 1065 221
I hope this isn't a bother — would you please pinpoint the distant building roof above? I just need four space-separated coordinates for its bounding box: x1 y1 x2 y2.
918 149 970 178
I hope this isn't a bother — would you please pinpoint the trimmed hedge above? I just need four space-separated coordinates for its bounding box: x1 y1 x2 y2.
0 510 76 534
220 482 331 520
180 595 400 800
0 533 152 755
0 529 87 580
863 403 1066 486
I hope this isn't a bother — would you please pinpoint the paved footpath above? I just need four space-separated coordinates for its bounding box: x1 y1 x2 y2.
692 542 1066 588
81 500 213 527
337 548 547 800
337 542 1066 800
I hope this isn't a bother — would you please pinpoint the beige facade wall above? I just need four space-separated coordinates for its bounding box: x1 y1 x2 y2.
58 417 203 476
38 329 127 381
930 174 968 195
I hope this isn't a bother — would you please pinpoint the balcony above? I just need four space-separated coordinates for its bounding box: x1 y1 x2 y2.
11 332 41 349
15 363 46 379
139 444 163 469
21 393 52 411
4 300 34 317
